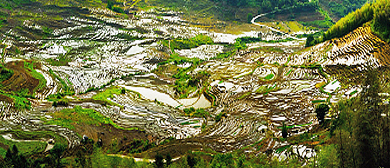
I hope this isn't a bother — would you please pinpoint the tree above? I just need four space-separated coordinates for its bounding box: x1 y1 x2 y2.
317 145 339 168
316 103 329 124
3 145 28 168
210 153 235 168
282 122 288 138
50 144 66 168
155 153 164 168
187 155 196 168
166 153 172 166
106 0 113 9
353 70 381 168
305 34 314 47
247 13 253 23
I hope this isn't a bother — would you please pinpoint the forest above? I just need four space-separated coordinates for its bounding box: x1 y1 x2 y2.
306 0 390 46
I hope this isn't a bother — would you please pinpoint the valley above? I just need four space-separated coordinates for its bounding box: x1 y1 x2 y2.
0 0 389 167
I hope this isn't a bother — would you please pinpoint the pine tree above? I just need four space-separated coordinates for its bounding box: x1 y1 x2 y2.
354 70 381 168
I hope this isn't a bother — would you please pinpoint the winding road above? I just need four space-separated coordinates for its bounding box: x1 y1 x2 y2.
251 7 298 40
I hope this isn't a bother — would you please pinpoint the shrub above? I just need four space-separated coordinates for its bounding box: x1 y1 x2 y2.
215 112 227 122
247 13 253 23
282 122 288 138
316 103 330 124
112 7 124 13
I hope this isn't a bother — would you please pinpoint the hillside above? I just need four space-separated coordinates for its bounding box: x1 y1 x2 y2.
0 0 390 167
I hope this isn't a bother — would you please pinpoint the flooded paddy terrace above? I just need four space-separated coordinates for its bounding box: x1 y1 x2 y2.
1 6 388 160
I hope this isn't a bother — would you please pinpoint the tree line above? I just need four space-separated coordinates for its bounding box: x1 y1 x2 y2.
316 69 390 168
210 0 311 13
307 0 390 47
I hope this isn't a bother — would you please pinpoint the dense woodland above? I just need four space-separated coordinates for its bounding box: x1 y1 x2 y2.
209 0 310 12
307 0 390 46
325 0 368 19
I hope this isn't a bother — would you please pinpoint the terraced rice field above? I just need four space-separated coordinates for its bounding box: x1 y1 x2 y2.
1 5 390 161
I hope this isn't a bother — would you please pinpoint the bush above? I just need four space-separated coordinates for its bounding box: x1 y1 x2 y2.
112 7 124 13
215 112 227 122
372 0 390 42
247 13 253 23
106 0 113 9
155 153 164 168
316 103 330 124
166 153 172 166
0 66 13 82
282 122 288 138
165 34 214 50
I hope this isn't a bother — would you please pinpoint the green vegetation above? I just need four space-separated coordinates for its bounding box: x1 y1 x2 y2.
250 46 284 53
92 87 123 107
312 99 326 103
276 145 290 153
48 68 74 97
106 0 125 13
6 130 66 144
323 2 373 41
0 65 13 83
215 112 227 122
0 91 31 110
116 33 144 41
237 92 251 100
46 54 72 66
145 0 320 23
326 0 368 19
45 106 137 131
173 69 209 98
282 122 288 138
236 37 295 45
277 122 313 129
0 129 68 159
155 36 214 99
90 149 140 167
264 74 274 80
350 90 358 96
1 145 29 168
213 46 236 60
307 0 390 46
255 84 278 95
158 53 202 66
310 70 390 167
183 107 210 119
247 13 252 23
316 144 339 168
24 61 46 93
0 0 31 10
372 0 390 43
305 18 334 29
162 34 214 51
163 151 304 168
0 136 46 158
56 144 152 168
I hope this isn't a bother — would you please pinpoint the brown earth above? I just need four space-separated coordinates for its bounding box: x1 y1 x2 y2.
0 94 13 103
134 141 202 159
72 123 148 150
2 61 39 95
